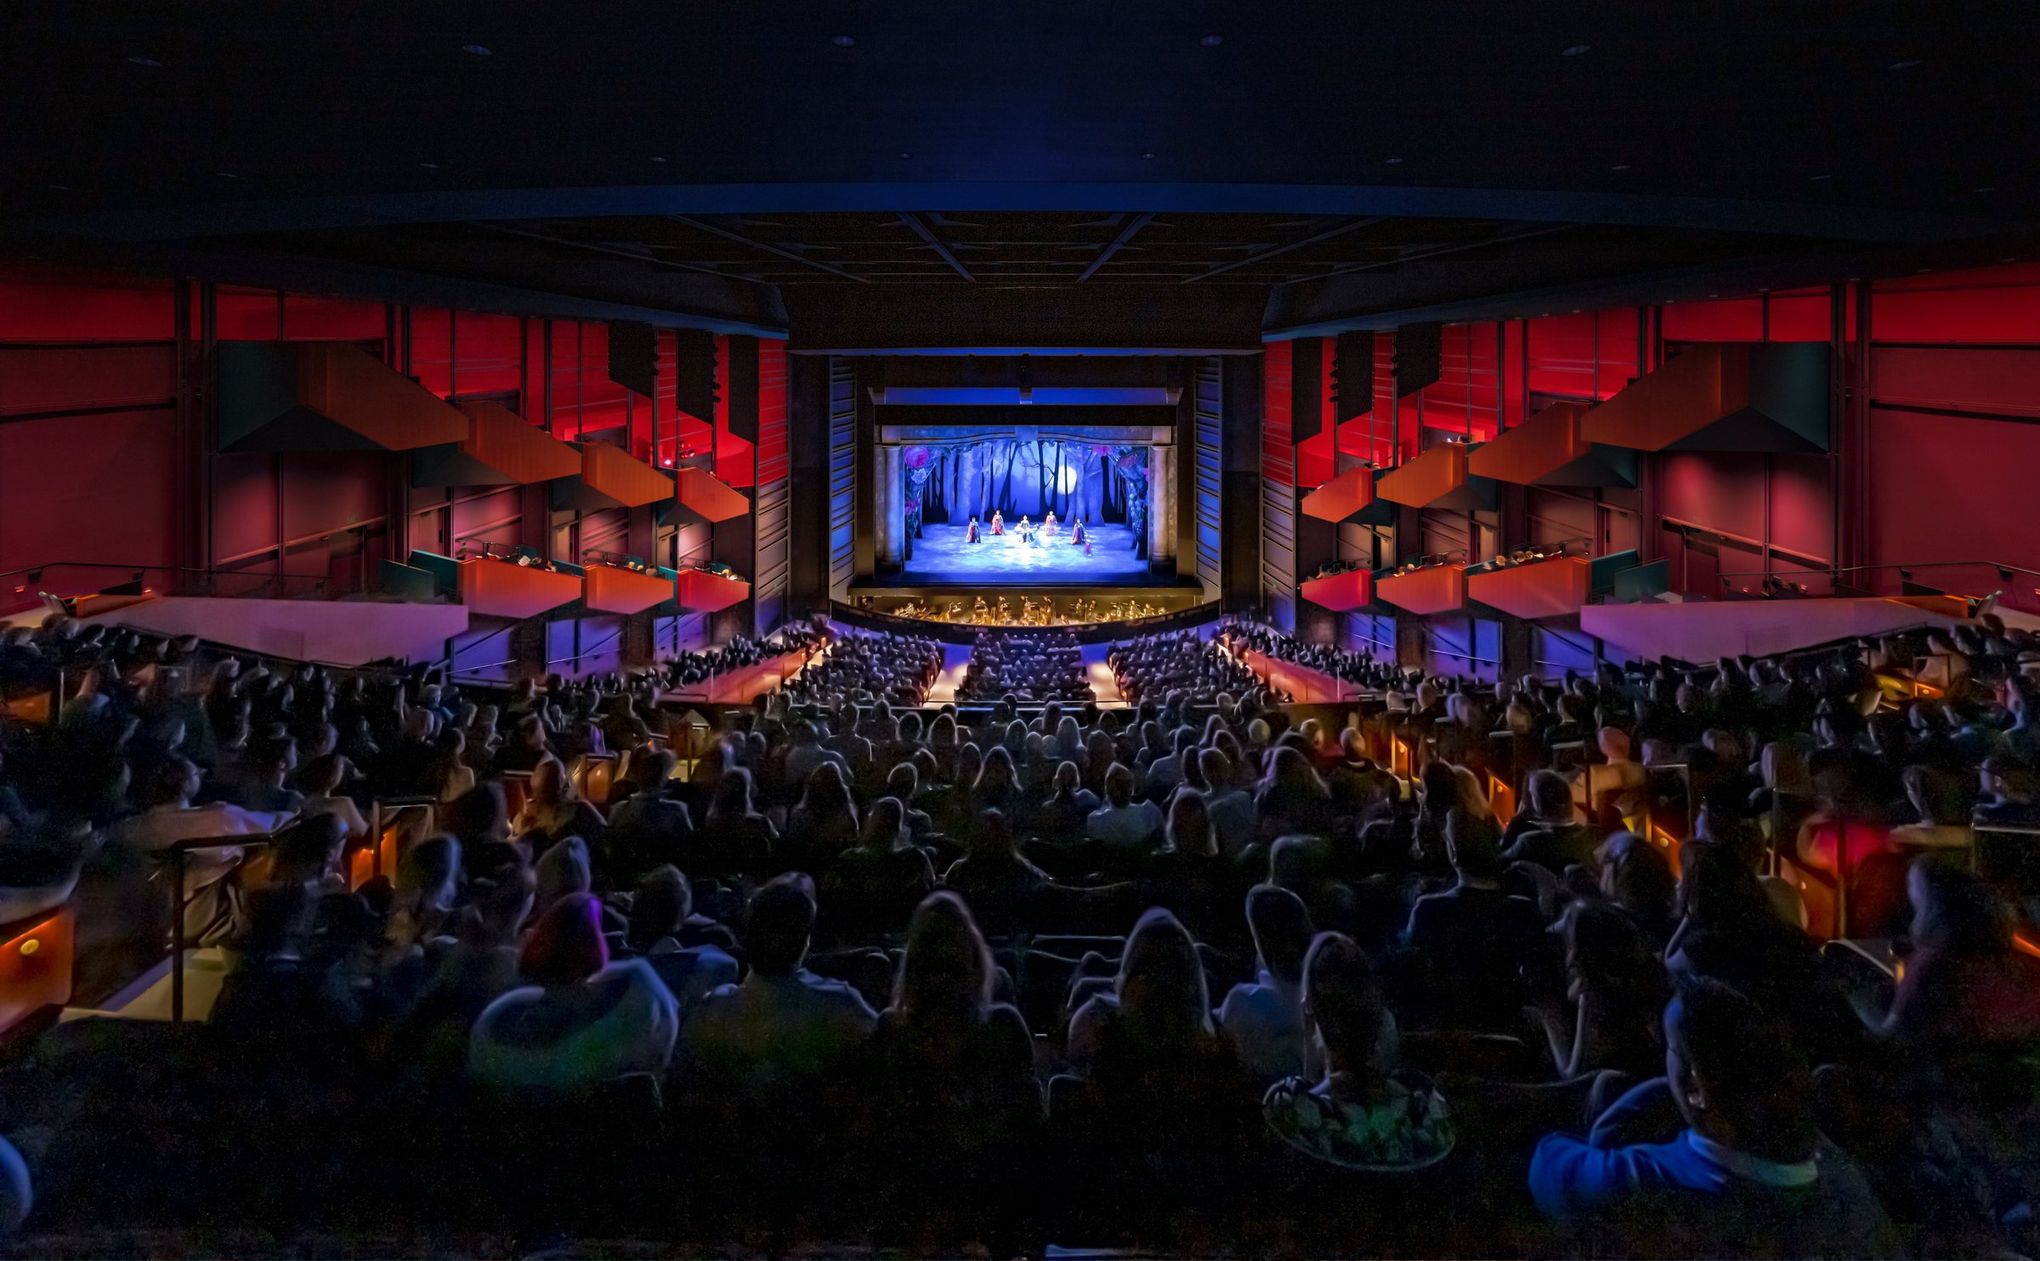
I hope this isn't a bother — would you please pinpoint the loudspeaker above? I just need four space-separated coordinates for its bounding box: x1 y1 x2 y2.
606 321 657 398
675 330 719 420
1393 323 1441 397
1334 331 1374 422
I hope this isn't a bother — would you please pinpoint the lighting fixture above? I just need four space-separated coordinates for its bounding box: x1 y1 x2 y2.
1888 59 1920 70
1141 152 1157 160
1974 185 1996 194
462 44 492 56
44 184 68 192
418 161 439 170
1383 156 1404 165
1609 163 1631 171
831 34 856 47
126 55 163 68
1560 44 1590 56
1808 173 1831 182
895 151 912 160
214 170 238 179
1200 34 1224 46
650 156 668 163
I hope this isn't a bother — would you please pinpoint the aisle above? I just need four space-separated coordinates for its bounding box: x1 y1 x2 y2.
925 642 974 704
1082 642 1126 706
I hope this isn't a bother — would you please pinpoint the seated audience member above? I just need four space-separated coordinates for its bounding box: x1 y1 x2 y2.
1263 932 1454 1172
1200 748 1257 859
1254 747 1338 844
1530 900 1669 1082
1596 830 1679 947
1502 769 1593 875
942 808 1052 933
1034 760 1101 846
680 873 877 1092
1973 753 2038 827
1402 809 1547 1030
1086 763 1164 852
297 753 369 843
1531 979 1894 1258
1218 884 1316 1086
697 766 778 877
862 892 1040 1227
389 865 537 1081
821 797 935 940
511 755 606 848
1887 764 1974 853
468 892 681 1095
620 864 738 1017
1859 858 2040 1058
116 755 298 938
603 748 692 877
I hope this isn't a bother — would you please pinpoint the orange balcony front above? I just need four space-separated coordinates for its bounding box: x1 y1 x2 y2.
1468 555 1592 620
1299 567 1374 612
1300 465 1376 523
676 568 751 614
584 564 677 616
1376 563 1467 615
677 466 750 524
458 557 583 620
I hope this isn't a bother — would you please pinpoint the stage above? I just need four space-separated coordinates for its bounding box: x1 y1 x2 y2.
903 522 1149 583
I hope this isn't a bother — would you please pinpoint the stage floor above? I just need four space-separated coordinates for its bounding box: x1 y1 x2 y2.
903 523 1148 583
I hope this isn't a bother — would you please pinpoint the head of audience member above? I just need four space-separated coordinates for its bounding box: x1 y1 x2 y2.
799 760 858 824
1245 884 1314 989
1560 898 1665 1013
709 766 759 820
1444 808 1504 884
535 835 592 912
1102 762 1137 809
1301 932 1389 1083
1115 906 1212 1041
1164 788 1216 858
1667 977 1816 1163
626 864 691 952
1524 769 1576 826
1597 831 1678 937
1264 746 1329 801
633 748 678 797
891 891 995 1026
858 796 907 853
529 755 576 807
518 892 609 988
396 834 462 915
1980 753 2036 806
744 873 819 979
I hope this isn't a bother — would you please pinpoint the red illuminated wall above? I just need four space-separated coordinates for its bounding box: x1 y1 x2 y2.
0 263 766 658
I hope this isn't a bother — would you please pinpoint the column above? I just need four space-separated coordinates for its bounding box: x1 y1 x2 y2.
875 445 904 567
1148 445 1176 567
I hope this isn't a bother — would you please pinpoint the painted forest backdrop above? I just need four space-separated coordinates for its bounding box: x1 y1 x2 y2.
905 439 1151 556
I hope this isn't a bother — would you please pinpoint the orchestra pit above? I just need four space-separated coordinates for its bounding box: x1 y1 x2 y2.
3 5 2040 1257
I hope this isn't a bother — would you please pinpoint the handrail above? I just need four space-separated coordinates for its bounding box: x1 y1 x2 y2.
167 831 284 1023
2 559 342 584
1714 559 2040 582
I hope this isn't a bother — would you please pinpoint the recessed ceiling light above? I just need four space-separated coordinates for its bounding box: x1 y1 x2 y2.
1570 309 1582 314
1889 58 1920 70
1974 185 1996 194
831 34 856 47
1664 299 1677 305
1808 173 1832 182
1142 152 1159 160
1916 266 1932 273
1609 163 1632 172
462 44 492 57
1708 293 1721 299
127 55 163 68
650 155 668 164
896 151 912 160
214 170 238 179
1200 34 1224 46
45 183 69 192
1561 44 1591 57
1383 156 1404 165
418 161 439 170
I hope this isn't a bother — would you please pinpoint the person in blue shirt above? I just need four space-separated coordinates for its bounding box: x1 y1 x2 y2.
1530 977 1896 1258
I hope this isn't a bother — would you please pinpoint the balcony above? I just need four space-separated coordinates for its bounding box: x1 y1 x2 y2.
412 401 582 486
676 567 751 614
1467 554 1592 620
1581 342 1829 452
1467 402 1636 487
1299 465 1382 524
582 560 677 616
1376 561 1468 615
457 554 583 620
1299 566 1374 612
216 341 467 453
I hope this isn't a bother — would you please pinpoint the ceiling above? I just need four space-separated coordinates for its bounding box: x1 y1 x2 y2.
4 1 2037 344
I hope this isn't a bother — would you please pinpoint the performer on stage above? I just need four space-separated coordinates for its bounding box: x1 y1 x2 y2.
990 510 1005 536
966 516 981 543
1070 517 1087 547
1043 510 1058 539
1018 515 1036 545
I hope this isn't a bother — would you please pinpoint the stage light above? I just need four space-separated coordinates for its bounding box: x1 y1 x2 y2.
1560 44 1590 56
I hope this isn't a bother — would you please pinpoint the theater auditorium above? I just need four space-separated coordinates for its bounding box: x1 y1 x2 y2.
1 6 2038 1257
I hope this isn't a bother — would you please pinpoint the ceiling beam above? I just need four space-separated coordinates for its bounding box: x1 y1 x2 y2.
898 212 976 281
1076 212 1155 283
1182 216 1385 284
1301 223 1580 283
467 221 771 285
669 214 870 283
